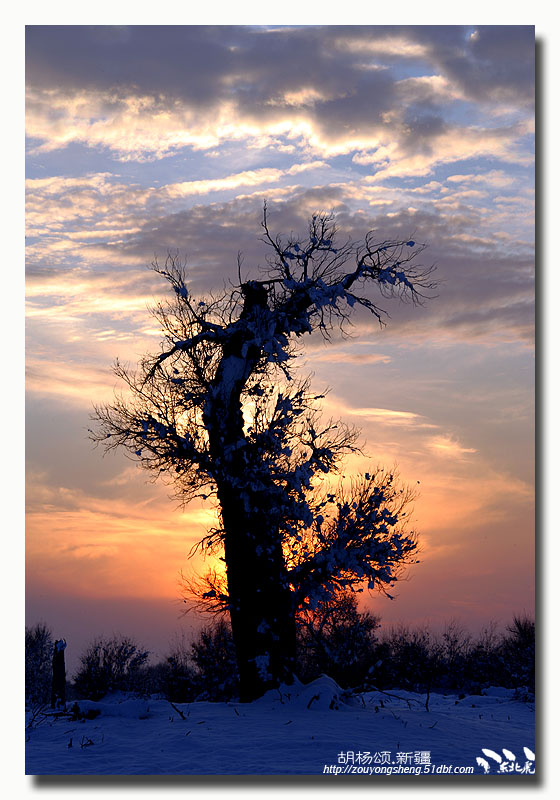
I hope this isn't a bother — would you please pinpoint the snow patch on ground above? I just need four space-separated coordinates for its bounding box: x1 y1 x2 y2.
26 678 535 776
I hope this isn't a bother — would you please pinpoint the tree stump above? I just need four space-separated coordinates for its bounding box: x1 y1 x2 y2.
51 639 67 709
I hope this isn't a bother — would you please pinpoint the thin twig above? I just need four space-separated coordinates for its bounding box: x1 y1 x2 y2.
168 700 187 720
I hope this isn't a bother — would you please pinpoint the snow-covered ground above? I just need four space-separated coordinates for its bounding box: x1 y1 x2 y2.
25 676 535 776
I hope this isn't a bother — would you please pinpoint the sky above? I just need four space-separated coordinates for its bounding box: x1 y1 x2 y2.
25 24 535 672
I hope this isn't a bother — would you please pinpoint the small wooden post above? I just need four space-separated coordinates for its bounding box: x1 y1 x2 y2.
51 639 67 709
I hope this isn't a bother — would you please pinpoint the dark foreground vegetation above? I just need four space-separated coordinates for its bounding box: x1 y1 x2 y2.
26 598 534 708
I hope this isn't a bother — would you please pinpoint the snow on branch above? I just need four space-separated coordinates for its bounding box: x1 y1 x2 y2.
91 206 430 642
258 202 435 338
286 469 419 608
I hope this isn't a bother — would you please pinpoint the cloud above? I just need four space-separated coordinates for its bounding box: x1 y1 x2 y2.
360 121 531 182
65 543 120 560
25 181 534 354
445 170 516 188
311 352 392 365
26 450 220 601
425 25 534 108
428 435 477 459
26 357 117 404
332 33 431 60
164 161 327 198
23 26 534 640
348 407 421 423
26 26 533 172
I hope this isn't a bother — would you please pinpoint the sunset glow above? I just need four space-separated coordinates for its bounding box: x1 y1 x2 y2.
25 25 534 668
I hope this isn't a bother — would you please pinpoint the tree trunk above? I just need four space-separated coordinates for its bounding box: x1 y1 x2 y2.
202 293 297 700
220 492 296 701
209 426 297 701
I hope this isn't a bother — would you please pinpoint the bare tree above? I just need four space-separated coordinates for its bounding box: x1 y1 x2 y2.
92 204 433 701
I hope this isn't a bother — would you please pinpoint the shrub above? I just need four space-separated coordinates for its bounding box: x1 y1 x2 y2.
437 621 471 688
461 622 504 690
296 592 380 688
370 616 535 695
501 615 535 692
372 624 439 692
149 635 198 702
73 635 149 700
67 612 534 702
190 619 239 701
25 622 53 707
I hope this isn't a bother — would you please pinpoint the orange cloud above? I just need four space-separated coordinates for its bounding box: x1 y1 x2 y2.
26 468 219 601
428 435 478 459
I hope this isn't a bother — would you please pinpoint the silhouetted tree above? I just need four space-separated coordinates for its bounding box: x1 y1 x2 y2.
190 619 239 701
73 636 149 700
501 615 535 691
92 205 433 700
296 591 380 687
25 622 53 707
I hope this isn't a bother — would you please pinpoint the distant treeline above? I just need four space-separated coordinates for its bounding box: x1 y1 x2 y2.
26 594 534 707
